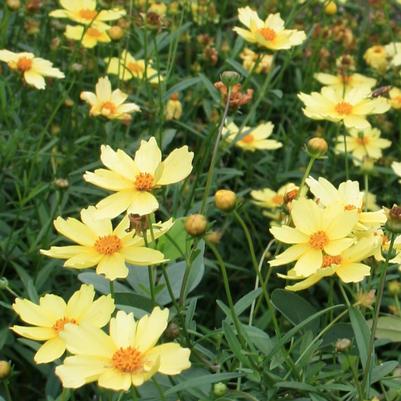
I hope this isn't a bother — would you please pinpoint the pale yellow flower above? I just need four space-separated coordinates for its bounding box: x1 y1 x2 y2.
65 24 111 48
165 95 182 120
12 285 114 364
385 42 401 67
84 138 194 217
41 206 171 281
389 87 401 109
314 72 376 90
49 0 126 26
240 48 273 73
335 127 391 164
363 45 389 72
80 76 140 120
251 183 297 209
392 161 401 183
0 50 64 90
223 121 282 152
269 198 358 276
56 308 191 390
106 50 162 83
298 86 390 129
233 7 306 51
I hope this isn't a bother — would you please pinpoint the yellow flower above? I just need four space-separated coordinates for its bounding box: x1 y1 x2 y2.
84 138 194 217
363 45 389 72
41 206 171 281
11 284 114 364
389 87 401 109
392 161 401 183
251 183 298 209
223 121 282 152
65 24 111 48
165 94 182 120
55 308 191 390
335 128 391 163
233 7 306 51
239 48 273 73
314 72 376 90
298 86 390 129
306 176 387 230
385 42 401 67
106 50 162 83
49 0 126 26
80 76 140 120
269 198 358 276
278 237 377 291
0 50 64 90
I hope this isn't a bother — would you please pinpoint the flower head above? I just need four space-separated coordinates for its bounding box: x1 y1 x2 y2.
233 7 306 51
0 50 64 89
314 72 376 91
298 86 390 129
251 183 298 209
84 138 194 217
385 42 401 67
55 308 191 390
65 24 111 48
11 284 114 363
389 87 401 109
364 45 389 72
80 77 140 120
41 207 171 280
240 48 273 73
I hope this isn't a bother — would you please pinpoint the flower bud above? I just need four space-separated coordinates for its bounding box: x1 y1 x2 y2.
54 178 69 189
388 281 401 296
325 1 337 15
335 338 351 352
220 70 241 87
0 361 11 380
386 205 401 234
184 214 207 236
213 382 227 396
108 26 124 40
165 322 180 339
205 230 222 244
214 189 236 212
6 0 20 10
307 137 328 158
356 290 376 309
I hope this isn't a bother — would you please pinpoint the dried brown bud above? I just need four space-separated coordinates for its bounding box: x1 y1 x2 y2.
335 338 352 352
386 205 401 234
126 214 148 235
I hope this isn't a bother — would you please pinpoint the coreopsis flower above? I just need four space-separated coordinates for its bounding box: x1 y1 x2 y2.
106 50 162 83
389 87 401 109
80 76 140 120
314 72 376 90
385 42 401 67
49 0 126 26
55 308 191 390
306 176 387 230
363 45 389 72
298 86 390 129
0 50 64 89
240 48 273 73
269 198 358 276
392 161 401 183
65 24 111 48
41 207 171 281
84 138 194 217
165 93 182 120
335 128 391 163
223 121 282 152
278 237 376 291
233 7 306 51
251 183 298 209
11 285 114 363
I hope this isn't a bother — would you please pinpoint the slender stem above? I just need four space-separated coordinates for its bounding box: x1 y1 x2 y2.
362 233 396 397
143 228 155 306
3 381 12 401
343 125 349 180
109 281 115 299
298 156 317 198
364 173 369 212
345 353 364 401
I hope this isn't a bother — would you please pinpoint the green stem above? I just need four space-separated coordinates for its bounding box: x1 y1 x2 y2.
3 381 12 401
343 125 349 180
298 156 317 198
364 173 369 212
109 281 115 299
345 353 364 401
143 227 155 306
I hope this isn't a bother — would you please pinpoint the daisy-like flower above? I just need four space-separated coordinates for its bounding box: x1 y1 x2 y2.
0 50 64 90
251 183 298 209
106 50 162 84
269 198 358 276
12 285 114 364
55 308 191 390
314 72 376 90
389 87 401 110
233 7 306 51
84 138 194 218
392 161 401 183
385 42 401 67
80 76 140 120
363 45 389 72
335 128 391 163
49 0 126 26
298 86 390 130
41 207 171 281
65 24 111 48
306 176 387 230
223 121 282 152
240 48 273 74
278 237 377 291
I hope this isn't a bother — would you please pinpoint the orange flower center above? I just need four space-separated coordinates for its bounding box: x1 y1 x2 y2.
94 235 122 255
272 194 284 205
128 62 144 75
135 172 154 191
112 347 143 373
309 230 329 250
87 27 102 38
322 255 342 268
53 317 77 333
335 102 353 115
79 9 98 20
344 204 356 210
17 57 32 72
341 75 351 84
356 136 369 145
101 101 117 115
258 27 276 41
394 96 401 105
242 134 254 143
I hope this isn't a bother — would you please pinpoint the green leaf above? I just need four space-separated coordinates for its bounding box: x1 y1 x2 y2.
157 218 189 260
164 77 201 100
349 307 370 369
372 316 401 342
114 293 154 313
223 321 251 367
371 361 399 384
321 323 354 347
234 288 262 316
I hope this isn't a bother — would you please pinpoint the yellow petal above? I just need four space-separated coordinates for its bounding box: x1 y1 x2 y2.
121 246 166 266
324 238 354 256
80 206 113 237
284 268 335 292
326 210 358 240
65 284 94 320
293 249 322 276
109 311 136 348
11 325 55 341
146 343 191 375
134 137 161 174
64 249 103 269
83 169 133 191
95 190 136 220
39 294 67 321
96 253 128 280
24 71 46 90
54 216 97 246
270 226 308 244
269 244 308 266
291 199 322 234
336 263 370 283
34 336 66 363
13 298 55 327
40 245 86 259
98 369 131 391
99 145 138 181
127 191 159 216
